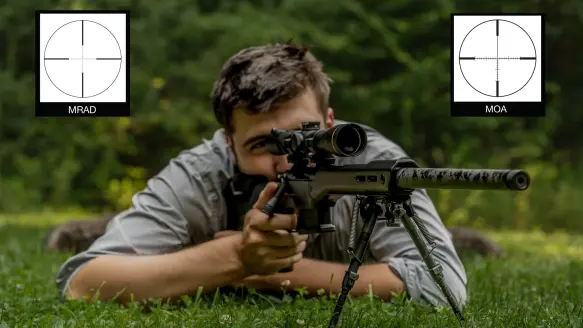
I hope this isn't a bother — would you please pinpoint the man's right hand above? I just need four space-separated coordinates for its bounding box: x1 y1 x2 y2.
238 182 308 275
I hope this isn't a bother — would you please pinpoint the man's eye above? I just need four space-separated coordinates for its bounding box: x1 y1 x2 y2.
250 141 265 150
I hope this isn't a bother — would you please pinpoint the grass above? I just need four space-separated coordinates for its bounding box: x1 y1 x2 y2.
0 214 582 327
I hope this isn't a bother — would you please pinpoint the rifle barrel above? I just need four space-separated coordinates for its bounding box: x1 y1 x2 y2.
395 168 530 190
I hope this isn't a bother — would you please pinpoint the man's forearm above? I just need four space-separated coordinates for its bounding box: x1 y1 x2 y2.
264 258 405 301
67 234 247 304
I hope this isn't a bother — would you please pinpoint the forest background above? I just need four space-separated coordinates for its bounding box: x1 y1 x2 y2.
1 0 581 234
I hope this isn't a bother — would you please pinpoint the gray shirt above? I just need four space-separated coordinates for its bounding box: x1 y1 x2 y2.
55 120 468 308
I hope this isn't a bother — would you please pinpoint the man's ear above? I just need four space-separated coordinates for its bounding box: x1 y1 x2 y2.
325 107 335 129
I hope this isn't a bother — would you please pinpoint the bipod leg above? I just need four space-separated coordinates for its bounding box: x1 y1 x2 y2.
398 199 465 322
328 196 383 328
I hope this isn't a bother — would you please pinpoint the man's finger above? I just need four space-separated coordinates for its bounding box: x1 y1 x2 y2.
270 252 303 272
250 213 298 232
258 230 307 247
263 240 307 259
252 182 279 210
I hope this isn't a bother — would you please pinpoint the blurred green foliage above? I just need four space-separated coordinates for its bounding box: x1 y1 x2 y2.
0 0 581 231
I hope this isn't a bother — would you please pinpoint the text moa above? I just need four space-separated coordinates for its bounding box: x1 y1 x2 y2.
485 105 507 114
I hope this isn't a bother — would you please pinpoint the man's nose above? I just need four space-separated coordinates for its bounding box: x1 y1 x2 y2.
274 155 293 174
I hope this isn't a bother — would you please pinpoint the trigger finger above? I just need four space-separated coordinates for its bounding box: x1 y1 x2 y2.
254 213 298 231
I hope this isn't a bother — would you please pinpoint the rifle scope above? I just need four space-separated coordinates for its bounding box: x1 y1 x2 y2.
266 123 368 157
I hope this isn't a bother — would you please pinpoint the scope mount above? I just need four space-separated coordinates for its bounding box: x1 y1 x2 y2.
277 121 337 177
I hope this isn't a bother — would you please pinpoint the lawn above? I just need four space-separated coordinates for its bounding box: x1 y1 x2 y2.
0 213 582 327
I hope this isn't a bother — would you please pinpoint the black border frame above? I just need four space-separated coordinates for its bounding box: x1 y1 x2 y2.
35 10 131 117
450 13 546 117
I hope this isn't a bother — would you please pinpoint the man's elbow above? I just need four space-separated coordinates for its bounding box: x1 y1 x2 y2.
389 258 467 309
59 257 122 303
63 268 97 303
65 272 134 305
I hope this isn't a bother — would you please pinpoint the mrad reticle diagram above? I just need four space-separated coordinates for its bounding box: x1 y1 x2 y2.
35 10 129 117
450 14 545 117
459 19 536 98
44 20 122 98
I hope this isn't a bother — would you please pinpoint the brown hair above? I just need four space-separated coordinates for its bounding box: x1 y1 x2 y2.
211 43 332 134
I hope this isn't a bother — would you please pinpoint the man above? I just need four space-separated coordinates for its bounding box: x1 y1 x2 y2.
55 43 471 308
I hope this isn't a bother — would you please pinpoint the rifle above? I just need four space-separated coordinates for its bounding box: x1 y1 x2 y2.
225 121 530 328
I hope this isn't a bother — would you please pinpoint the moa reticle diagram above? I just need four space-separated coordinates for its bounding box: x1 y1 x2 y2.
451 14 544 116
459 19 536 98
44 19 122 98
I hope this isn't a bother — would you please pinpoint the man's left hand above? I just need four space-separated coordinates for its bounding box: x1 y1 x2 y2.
214 230 283 290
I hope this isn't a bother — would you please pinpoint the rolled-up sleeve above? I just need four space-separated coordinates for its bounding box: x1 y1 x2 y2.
332 189 467 308
55 150 217 298
379 188 468 308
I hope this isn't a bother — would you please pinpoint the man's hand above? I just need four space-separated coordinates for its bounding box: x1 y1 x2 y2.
218 228 282 292
237 182 308 276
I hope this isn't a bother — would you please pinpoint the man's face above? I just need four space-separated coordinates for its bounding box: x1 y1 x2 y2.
227 87 334 181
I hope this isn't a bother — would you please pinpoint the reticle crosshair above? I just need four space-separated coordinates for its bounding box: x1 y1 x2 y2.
458 19 537 97
43 19 122 99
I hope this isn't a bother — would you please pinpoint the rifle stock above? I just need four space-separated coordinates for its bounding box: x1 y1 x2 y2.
297 159 530 203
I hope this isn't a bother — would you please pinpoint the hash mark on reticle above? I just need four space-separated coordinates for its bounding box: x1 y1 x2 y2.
45 58 123 60
495 19 500 96
460 57 535 60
